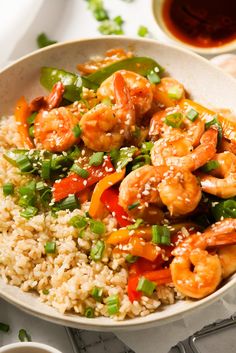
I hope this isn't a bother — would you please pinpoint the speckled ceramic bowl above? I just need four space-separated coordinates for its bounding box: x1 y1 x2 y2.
0 37 236 331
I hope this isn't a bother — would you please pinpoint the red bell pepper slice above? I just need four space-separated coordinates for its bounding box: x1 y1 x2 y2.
53 157 114 202
128 276 142 303
101 187 132 227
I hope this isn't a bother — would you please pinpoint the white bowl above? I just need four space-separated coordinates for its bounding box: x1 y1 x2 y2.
0 36 236 331
152 0 236 56
0 342 62 353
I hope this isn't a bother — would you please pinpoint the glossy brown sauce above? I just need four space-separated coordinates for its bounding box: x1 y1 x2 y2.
162 0 236 48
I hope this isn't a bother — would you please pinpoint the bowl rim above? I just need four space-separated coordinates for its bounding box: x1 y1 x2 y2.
0 342 62 353
151 0 236 55
0 35 236 330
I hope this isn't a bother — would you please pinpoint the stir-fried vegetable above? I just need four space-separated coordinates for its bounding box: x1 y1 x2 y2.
37 33 57 48
15 97 34 149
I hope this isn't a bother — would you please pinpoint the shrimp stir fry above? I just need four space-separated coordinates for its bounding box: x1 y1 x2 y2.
10 48 236 312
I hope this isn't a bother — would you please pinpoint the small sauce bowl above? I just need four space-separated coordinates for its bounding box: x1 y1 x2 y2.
0 342 63 353
152 0 236 55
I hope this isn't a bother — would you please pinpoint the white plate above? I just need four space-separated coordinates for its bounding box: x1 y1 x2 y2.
0 36 236 331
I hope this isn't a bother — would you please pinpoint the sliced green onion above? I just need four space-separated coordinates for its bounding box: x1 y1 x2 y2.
147 70 161 84
37 33 57 48
91 287 103 301
36 181 45 191
68 146 81 160
18 329 31 342
167 85 183 100
94 8 109 21
69 215 88 229
128 202 140 210
201 160 220 173
132 155 151 170
72 124 82 138
186 108 199 122
205 115 223 144
90 220 105 235
90 240 105 261
110 148 120 166
211 199 236 221
41 159 51 180
27 112 37 125
0 322 10 332
19 181 36 196
137 25 149 37
164 112 183 128
106 294 120 315
20 206 38 219
152 225 170 245
89 152 104 166
85 307 95 318
125 254 138 263
98 19 124 35
28 126 35 138
114 15 124 26
127 218 143 230
136 277 156 296
71 164 89 178
141 141 154 154
42 289 49 295
45 241 56 254
55 194 80 211
3 183 14 196
116 146 137 169
16 155 33 173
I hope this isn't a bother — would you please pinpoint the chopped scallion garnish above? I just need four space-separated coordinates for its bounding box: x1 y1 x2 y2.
27 112 37 125
72 124 82 138
127 218 143 230
71 164 89 178
91 287 103 301
186 108 199 122
16 155 33 173
20 206 38 219
45 241 56 254
18 329 31 342
28 126 35 138
128 201 140 210
37 33 57 48
41 159 51 180
90 220 105 235
137 25 149 37
3 183 14 196
205 115 222 144
90 240 105 261
164 112 183 128
125 254 138 263
54 194 80 211
201 160 220 172
147 70 161 84
85 307 95 318
106 294 120 315
69 215 88 229
0 322 10 332
89 152 104 166
152 225 170 245
167 85 183 100
136 277 156 296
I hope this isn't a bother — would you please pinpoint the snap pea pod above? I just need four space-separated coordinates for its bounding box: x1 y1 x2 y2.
40 67 98 102
86 56 164 85
40 57 164 102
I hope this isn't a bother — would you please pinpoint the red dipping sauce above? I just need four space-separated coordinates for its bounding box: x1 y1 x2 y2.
162 0 236 48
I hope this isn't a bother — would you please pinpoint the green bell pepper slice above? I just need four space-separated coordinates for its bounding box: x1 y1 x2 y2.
40 56 164 102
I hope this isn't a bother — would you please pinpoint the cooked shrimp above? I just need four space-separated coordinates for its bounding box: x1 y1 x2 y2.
152 77 185 108
158 166 202 216
149 107 205 146
34 82 82 152
118 165 165 224
119 165 201 219
201 219 236 279
171 225 236 298
220 138 236 155
97 70 153 121
151 128 218 172
200 152 236 198
80 72 135 152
